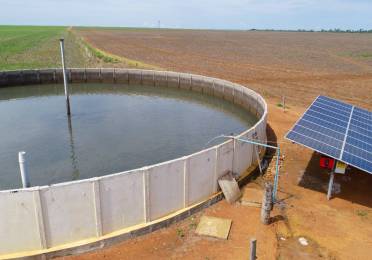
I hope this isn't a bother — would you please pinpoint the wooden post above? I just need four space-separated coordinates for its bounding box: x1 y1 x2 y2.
250 238 257 260
261 183 273 224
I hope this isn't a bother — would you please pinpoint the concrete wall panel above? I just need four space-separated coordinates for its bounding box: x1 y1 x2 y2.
99 170 145 235
223 82 234 102
22 70 40 85
233 129 254 175
54 69 64 83
154 71 167 87
114 69 129 84
244 92 257 116
40 181 98 248
216 140 234 182
128 70 142 85
213 80 224 99
148 159 185 220
179 73 192 90
202 78 214 96
234 88 245 107
0 71 6 87
85 69 101 83
101 68 115 83
187 148 217 205
0 189 44 254
166 72 180 88
141 70 155 86
70 69 86 83
3 71 24 86
39 69 56 84
190 76 203 93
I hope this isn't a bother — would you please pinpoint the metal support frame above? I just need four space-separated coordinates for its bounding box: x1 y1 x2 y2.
327 170 335 200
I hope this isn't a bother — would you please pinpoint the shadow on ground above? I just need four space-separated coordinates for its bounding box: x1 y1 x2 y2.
298 152 372 207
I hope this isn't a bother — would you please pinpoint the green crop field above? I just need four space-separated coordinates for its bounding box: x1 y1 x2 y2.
0 26 99 70
0 26 66 70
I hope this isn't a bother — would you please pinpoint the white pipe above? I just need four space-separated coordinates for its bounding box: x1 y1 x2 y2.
18 151 30 188
59 38 71 115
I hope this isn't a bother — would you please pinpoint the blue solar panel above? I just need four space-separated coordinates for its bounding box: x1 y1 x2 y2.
285 95 372 174
286 130 341 158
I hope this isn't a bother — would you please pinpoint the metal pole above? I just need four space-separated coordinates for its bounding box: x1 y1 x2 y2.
272 147 280 203
327 170 335 200
18 151 30 188
255 145 262 174
60 38 71 116
250 238 257 260
282 96 286 112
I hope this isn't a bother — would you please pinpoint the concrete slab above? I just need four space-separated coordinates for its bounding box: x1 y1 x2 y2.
240 186 263 208
195 216 232 240
218 172 241 204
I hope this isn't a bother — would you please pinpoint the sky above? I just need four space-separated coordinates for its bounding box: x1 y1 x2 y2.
0 0 371 30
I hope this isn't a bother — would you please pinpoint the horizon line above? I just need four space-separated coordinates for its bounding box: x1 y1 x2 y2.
0 24 372 32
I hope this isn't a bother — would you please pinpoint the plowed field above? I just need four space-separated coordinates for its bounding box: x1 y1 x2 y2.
76 28 372 110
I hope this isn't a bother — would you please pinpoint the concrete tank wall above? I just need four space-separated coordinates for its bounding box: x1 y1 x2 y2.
0 68 268 258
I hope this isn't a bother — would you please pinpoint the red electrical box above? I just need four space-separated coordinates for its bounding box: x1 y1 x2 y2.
320 155 335 170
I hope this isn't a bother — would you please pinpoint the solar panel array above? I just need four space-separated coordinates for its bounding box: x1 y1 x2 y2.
285 95 372 174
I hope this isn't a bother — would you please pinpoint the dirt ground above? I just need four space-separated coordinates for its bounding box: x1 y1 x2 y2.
64 29 372 260
64 184 278 260
76 28 372 110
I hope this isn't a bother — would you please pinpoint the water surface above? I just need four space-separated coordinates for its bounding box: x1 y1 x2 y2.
0 83 257 189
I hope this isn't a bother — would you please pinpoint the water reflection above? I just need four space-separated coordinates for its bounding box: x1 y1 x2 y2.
67 115 80 180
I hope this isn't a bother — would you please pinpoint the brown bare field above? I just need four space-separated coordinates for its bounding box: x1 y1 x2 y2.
76 28 372 110
65 28 372 260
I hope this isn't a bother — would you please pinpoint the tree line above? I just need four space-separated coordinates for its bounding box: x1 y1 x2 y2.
248 28 372 33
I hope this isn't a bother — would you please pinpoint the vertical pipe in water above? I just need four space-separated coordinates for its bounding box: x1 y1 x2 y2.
59 38 71 116
67 114 79 180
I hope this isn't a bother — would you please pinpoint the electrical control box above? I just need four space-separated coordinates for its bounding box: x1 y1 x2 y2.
320 155 335 170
